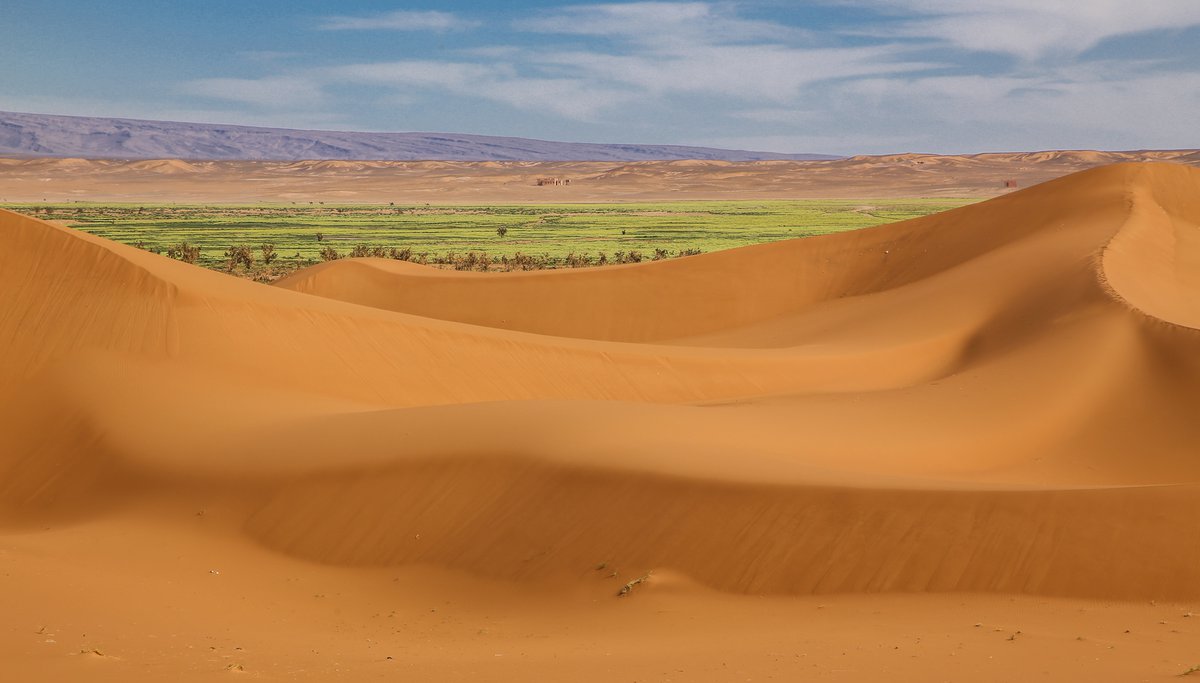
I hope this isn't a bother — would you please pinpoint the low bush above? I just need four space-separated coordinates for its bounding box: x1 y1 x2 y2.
167 242 201 264
224 244 254 271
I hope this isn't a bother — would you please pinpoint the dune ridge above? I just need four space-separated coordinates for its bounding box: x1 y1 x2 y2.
3 163 1200 602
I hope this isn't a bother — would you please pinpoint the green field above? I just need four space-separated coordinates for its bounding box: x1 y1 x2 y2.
6 199 974 278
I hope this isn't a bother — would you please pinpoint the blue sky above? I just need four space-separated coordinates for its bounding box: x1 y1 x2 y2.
2 1 1198 154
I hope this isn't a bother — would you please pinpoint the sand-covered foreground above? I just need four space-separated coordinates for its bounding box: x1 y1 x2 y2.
3 162 1200 681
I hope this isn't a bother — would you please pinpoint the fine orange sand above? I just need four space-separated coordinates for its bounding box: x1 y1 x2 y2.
3 162 1200 681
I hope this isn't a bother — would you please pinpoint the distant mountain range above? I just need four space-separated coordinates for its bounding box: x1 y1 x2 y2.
0 111 838 162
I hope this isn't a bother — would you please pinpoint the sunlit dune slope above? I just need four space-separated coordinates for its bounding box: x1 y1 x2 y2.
3 162 1200 600
275 162 1148 344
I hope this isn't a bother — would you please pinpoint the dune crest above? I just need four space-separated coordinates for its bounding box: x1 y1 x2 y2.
1100 164 1200 330
4 163 1200 600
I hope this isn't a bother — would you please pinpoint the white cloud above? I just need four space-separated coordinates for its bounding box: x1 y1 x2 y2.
537 44 931 101
319 10 477 32
808 62 1200 152
513 3 935 104
323 61 634 121
182 62 630 123
325 61 511 89
517 2 795 44
167 1 1200 153
731 108 821 125
847 0 1200 60
179 3 939 127
472 78 639 121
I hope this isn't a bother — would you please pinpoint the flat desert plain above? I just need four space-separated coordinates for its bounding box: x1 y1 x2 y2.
0 148 1197 202
4 159 1200 682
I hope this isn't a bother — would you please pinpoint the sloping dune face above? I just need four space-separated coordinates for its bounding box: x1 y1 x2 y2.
4 163 1200 601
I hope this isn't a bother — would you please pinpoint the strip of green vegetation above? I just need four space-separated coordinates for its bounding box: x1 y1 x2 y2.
5 199 974 279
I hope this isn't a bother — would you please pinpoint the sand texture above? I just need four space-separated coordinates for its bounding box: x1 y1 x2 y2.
3 162 1200 681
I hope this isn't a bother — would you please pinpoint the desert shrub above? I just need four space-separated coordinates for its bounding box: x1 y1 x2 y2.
319 245 341 261
345 244 388 258
260 243 277 265
389 247 414 261
458 252 492 270
610 250 643 264
653 248 670 261
501 252 540 271
451 252 490 271
224 244 254 270
315 232 324 242
564 252 591 268
167 241 201 263
496 226 508 238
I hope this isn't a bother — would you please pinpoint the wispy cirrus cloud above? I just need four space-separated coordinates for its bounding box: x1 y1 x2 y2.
324 61 510 89
185 3 934 124
841 0 1200 60
184 59 638 122
326 61 637 121
175 1 1200 153
516 1 796 44
509 3 931 104
318 10 478 32
533 44 931 101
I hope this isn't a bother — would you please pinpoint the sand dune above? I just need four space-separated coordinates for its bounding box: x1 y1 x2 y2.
4 162 1200 680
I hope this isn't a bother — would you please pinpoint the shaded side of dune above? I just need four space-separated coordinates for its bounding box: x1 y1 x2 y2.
246 458 1200 599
